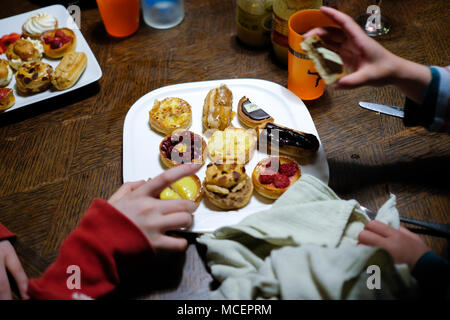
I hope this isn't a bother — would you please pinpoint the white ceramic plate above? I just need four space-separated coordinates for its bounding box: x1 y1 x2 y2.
0 4 102 112
123 79 329 233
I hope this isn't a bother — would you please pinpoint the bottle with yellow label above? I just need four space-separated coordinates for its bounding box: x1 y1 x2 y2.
272 0 322 64
236 0 274 48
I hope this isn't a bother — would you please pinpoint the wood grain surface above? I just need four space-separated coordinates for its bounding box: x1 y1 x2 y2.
0 0 449 299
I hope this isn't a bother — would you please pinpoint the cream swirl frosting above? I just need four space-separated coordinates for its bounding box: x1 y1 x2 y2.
23 12 57 36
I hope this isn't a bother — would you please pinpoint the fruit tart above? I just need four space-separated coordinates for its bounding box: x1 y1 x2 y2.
41 28 76 59
252 156 301 199
160 175 203 205
159 130 207 168
0 88 15 111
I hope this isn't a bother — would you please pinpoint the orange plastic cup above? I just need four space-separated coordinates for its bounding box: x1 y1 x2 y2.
288 9 338 100
97 0 140 37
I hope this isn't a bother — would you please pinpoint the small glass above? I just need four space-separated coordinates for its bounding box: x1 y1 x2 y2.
97 0 140 37
355 0 391 37
141 0 184 29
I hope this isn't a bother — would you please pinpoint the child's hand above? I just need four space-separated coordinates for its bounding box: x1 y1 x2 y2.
358 220 430 270
108 163 200 253
0 240 29 300
303 6 398 90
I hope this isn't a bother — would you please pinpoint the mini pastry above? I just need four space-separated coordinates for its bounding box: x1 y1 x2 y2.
16 61 53 94
149 97 192 135
6 38 44 70
0 88 15 111
160 175 203 205
0 60 13 87
159 130 207 168
252 156 301 199
258 122 319 159
51 52 87 90
203 163 253 210
22 12 58 40
238 96 274 129
301 35 345 85
0 33 21 55
207 127 256 164
202 84 233 132
41 28 76 59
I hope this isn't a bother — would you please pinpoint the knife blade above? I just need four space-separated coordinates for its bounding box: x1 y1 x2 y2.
359 101 405 118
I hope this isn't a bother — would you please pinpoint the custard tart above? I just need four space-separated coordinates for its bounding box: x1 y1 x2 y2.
149 97 192 135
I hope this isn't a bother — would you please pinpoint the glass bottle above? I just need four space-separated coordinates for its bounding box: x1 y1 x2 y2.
236 0 274 48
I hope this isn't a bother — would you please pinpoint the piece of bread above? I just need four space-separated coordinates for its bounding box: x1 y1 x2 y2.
0 88 15 111
16 61 53 94
0 59 13 87
301 35 345 85
252 156 301 199
207 127 256 164
202 84 233 132
6 38 44 70
51 52 87 90
149 97 192 135
237 96 274 129
22 12 58 40
41 28 76 59
159 130 207 168
160 175 203 205
203 163 253 210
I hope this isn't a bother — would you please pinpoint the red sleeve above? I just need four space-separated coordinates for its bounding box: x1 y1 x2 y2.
28 199 154 300
0 223 15 241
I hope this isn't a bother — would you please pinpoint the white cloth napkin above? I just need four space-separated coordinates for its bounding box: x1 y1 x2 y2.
197 174 417 299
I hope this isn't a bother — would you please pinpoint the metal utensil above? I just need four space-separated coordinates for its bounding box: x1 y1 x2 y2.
359 206 450 238
359 101 405 118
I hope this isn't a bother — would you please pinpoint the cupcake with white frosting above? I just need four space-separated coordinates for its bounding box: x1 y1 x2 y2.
22 12 58 39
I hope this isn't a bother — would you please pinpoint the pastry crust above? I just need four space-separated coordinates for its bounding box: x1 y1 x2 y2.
160 175 203 205
22 12 58 40
207 127 256 164
159 130 207 168
203 163 253 210
41 28 76 59
51 52 87 90
16 61 53 94
6 38 43 70
237 96 274 129
149 97 192 135
202 84 233 132
0 88 15 111
252 156 301 199
0 60 13 87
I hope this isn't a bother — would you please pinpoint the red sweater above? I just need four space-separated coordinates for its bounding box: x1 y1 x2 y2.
2 199 154 300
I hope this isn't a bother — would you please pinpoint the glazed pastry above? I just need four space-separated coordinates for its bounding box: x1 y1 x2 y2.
0 88 15 111
0 60 13 87
6 38 44 70
41 28 76 59
237 96 274 129
160 175 203 205
149 97 192 135
51 52 87 90
202 84 233 132
16 61 53 94
22 12 58 39
207 127 256 164
301 35 345 85
203 163 253 210
159 130 207 168
252 156 301 199
258 122 319 159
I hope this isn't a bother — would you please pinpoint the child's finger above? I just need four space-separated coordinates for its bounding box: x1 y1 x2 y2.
364 220 395 237
0 263 12 300
358 229 387 247
155 235 188 252
137 163 201 198
108 180 146 203
4 252 28 300
334 68 370 89
158 199 197 214
159 212 193 232
319 6 365 41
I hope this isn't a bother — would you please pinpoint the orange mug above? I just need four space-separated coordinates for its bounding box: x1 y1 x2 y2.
288 9 338 100
97 0 140 37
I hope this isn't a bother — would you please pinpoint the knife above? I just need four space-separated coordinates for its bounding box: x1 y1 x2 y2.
359 101 405 118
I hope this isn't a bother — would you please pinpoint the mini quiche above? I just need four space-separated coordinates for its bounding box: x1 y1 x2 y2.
252 156 301 199
160 175 203 205
207 127 256 164
149 97 192 135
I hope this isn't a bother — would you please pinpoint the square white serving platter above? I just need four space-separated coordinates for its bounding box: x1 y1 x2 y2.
123 79 329 233
0 4 102 112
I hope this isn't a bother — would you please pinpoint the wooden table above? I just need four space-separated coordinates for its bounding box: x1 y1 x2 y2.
0 0 449 299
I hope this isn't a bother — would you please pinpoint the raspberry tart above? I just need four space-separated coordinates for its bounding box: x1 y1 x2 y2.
41 28 76 59
159 129 207 168
252 156 301 199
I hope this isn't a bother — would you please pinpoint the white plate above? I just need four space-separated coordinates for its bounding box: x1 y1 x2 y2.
123 79 329 233
0 4 102 112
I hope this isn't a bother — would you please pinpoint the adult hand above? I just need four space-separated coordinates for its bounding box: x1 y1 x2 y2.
108 163 200 253
0 240 29 300
358 220 430 270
